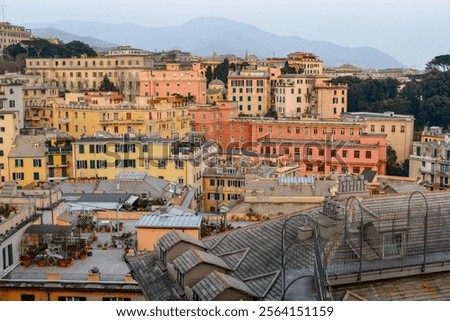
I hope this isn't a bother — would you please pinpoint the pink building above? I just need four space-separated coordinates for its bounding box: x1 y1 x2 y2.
140 63 207 104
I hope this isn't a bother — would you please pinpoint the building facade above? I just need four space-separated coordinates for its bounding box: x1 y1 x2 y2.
139 63 207 104
25 47 154 100
0 22 31 52
343 112 415 163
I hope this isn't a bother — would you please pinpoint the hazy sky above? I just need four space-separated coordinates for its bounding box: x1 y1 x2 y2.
3 0 450 69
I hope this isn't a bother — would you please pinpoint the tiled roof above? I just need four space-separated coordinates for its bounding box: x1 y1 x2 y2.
173 249 230 274
192 271 257 300
127 253 180 301
157 230 207 253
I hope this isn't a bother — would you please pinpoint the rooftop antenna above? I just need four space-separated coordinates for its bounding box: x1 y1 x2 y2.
1 4 6 22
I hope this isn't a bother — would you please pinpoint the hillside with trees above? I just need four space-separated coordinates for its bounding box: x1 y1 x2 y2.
333 56 450 129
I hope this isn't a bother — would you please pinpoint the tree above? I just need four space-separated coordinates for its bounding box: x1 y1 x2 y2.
205 66 213 84
99 75 118 92
426 54 450 72
386 145 404 176
281 61 296 74
65 40 97 58
213 59 230 84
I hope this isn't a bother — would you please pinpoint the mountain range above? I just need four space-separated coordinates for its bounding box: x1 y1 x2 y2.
27 17 406 69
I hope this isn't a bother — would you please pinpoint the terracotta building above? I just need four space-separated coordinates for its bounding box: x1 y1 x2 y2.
139 63 207 104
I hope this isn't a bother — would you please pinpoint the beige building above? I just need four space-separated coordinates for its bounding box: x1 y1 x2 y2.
23 83 59 128
266 52 324 75
228 68 273 116
343 112 415 163
25 46 154 100
0 22 31 51
274 74 347 119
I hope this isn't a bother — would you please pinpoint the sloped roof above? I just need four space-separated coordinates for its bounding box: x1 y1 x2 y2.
173 249 230 274
156 230 207 252
135 214 202 229
192 271 257 300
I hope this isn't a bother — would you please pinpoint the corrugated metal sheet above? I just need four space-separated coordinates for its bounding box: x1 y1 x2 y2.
116 171 147 180
277 176 315 185
136 214 202 228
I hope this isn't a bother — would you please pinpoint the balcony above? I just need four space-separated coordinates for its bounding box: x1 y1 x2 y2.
99 118 145 125
47 146 72 154
59 117 70 124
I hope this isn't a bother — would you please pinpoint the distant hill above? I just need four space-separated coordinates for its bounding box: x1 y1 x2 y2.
31 27 118 51
26 17 406 68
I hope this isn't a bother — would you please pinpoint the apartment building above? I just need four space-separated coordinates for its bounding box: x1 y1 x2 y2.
0 81 25 129
7 135 47 187
274 74 347 118
409 137 450 190
71 133 218 192
343 111 415 163
266 52 324 75
25 47 154 100
0 111 20 185
228 68 271 116
139 63 207 104
23 83 59 128
0 22 31 52
54 93 191 139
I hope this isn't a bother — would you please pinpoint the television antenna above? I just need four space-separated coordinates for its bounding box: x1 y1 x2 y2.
1 4 7 22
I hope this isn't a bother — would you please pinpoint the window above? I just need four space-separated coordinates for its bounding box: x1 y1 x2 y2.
340 128 345 135
175 160 184 169
370 125 375 132
9 100 15 108
58 297 87 301
33 172 40 180
89 145 95 153
12 172 24 180
319 149 324 156
76 160 87 169
14 159 24 167
79 145 85 154
306 164 313 171
383 233 403 257
33 159 42 167
318 165 325 172
90 160 96 169
353 167 360 174
331 150 337 157
365 151 372 159
342 150 348 158
313 128 318 135
401 125 405 133
381 125 385 133
209 179 215 187
21 295 35 301
391 125 396 133
354 150 360 158
2 244 13 269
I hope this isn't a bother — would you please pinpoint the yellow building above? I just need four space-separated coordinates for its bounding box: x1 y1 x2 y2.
420 126 446 143
71 133 218 192
343 111 415 163
0 22 31 51
202 166 246 212
206 79 227 105
54 94 191 139
25 46 154 100
23 83 59 128
7 135 47 187
0 111 20 185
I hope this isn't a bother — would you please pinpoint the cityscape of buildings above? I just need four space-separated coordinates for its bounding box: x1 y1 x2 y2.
0 20 449 302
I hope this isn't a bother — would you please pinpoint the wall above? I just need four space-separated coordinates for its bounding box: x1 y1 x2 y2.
185 264 226 288
137 228 200 252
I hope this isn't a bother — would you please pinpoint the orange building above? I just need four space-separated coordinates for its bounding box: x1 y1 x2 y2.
191 105 387 175
139 63 207 104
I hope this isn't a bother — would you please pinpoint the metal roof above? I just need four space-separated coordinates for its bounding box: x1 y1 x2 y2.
277 176 315 185
156 230 207 252
135 214 202 229
192 271 257 300
25 225 73 236
173 249 230 274
116 171 147 180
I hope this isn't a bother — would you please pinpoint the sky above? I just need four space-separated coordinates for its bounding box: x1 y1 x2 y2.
3 0 450 69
